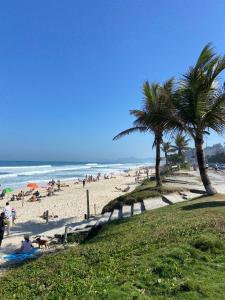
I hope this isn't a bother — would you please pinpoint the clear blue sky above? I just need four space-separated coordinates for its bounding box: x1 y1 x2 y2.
0 0 225 161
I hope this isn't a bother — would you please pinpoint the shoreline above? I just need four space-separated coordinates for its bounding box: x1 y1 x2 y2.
0 167 153 255
0 162 155 190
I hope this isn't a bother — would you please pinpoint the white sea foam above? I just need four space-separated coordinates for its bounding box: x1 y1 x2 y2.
0 161 153 188
0 165 52 170
0 173 18 179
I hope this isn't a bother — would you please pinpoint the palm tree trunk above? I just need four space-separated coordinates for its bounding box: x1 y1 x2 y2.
195 134 216 195
165 152 168 165
155 134 162 187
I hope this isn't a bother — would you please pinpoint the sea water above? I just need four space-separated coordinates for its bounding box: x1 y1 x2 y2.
0 160 154 189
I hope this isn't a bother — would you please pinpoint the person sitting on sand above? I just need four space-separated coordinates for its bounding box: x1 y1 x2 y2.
60 183 69 187
24 190 32 197
33 190 41 198
41 210 58 220
115 186 122 191
17 190 24 200
11 194 17 201
115 186 130 192
29 195 37 202
56 180 61 191
16 234 33 253
47 186 53 196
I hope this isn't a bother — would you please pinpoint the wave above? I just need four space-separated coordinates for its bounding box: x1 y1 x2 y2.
0 173 18 179
0 165 52 170
16 166 91 177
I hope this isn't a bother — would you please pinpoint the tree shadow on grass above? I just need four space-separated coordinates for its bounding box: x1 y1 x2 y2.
182 201 225 211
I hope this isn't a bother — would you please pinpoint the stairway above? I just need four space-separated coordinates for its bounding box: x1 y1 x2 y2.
58 191 201 242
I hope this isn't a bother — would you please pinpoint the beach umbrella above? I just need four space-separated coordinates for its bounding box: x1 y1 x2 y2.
3 187 13 193
27 183 39 189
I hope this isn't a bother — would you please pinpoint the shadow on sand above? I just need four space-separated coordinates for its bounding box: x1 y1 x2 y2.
5 216 77 238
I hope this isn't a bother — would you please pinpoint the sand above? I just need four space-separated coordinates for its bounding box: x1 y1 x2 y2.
0 169 152 255
1 167 225 262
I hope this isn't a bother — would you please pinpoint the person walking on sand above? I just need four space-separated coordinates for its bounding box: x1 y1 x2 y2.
0 212 6 248
12 208 16 225
3 202 12 235
82 179 86 188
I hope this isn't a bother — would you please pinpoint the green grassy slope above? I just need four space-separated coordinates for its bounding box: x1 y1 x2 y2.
2 195 225 300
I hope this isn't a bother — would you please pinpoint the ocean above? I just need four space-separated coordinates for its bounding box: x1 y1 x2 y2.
0 160 154 189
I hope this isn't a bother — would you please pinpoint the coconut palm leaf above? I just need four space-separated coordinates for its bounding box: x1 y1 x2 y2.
172 43 225 195
113 80 177 187
113 126 148 141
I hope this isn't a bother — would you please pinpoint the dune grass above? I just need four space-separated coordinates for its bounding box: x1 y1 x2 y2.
102 179 184 213
1 195 225 299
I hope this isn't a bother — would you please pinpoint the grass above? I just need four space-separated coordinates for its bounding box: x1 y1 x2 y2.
102 179 184 213
2 195 225 299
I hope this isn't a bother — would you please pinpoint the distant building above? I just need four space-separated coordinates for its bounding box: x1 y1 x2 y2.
185 143 225 163
204 143 225 157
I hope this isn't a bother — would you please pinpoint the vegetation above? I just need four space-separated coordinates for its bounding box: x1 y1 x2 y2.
171 43 225 195
161 135 190 166
161 142 172 165
114 43 225 195
168 153 185 165
207 151 225 164
170 134 190 156
102 179 183 213
2 195 225 299
113 80 176 187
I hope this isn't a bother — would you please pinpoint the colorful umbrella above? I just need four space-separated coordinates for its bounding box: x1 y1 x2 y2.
3 187 13 193
27 183 39 189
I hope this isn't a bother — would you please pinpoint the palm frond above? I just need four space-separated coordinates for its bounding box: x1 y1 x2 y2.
113 126 148 141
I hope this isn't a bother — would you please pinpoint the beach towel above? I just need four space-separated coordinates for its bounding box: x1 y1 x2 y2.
3 248 40 262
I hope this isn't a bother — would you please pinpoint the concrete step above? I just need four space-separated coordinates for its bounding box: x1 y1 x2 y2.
133 202 142 215
162 193 185 204
68 218 97 232
122 205 132 218
143 197 168 211
95 212 111 226
110 209 120 221
180 191 200 200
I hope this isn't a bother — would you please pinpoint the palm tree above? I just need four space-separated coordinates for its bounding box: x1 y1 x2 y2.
171 134 190 156
173 43 225 195
113 80 175 187
161 142 172 165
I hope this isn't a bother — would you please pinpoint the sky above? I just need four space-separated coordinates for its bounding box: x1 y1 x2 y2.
0 0 225 162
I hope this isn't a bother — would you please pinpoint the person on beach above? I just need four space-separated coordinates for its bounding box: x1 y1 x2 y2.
16 234 33 253
3 202 12 235
33 190 41 198
83 179 86 188
29 194 37 202
0 212 6 248
11 194 17 201
12 208 16 225
0 189 6 199
56 180 61 191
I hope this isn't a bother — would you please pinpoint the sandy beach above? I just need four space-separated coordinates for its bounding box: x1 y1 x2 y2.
0 168 152 255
